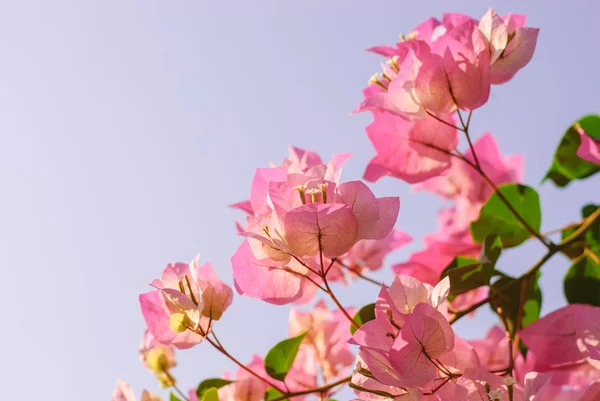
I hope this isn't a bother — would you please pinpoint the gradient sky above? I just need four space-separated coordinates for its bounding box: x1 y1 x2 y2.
2 1 599 400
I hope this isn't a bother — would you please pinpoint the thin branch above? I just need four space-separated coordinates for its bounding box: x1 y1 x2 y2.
456 149 552 249
269 376 352 401
190 328 285 394
335 259 384 287
449 297 490 324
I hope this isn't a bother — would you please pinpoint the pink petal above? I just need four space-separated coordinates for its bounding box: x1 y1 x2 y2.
336 181 396 241
229 200 254 215
580 381 600 401
363 112 457 184
358 348 405 387
112 380 136 401
387 274 429 314
139 291 203 349
478 8 509 62
350 318 396 351
401 303 454 358
414 51 455 114
442 13 477 30
390 303 454 387
231 240 303 305
390 336 439 387
491 26 539 84
519 304 600 368
436 25 491 111
524 372 552 401
250 168 287 215
385 50 428 120
577 129 600 165
284 203 358 258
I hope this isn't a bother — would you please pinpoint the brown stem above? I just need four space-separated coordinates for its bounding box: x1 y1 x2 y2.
318 248 358 328
456 148 551 249
323 268 358 328
269 376 352 401
191 327 285 394
455 113 551 249
449 296 490 324
335 259 384 287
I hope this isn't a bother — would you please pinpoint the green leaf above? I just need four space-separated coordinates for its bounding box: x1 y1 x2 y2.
442 261 499 297
470 184 541 248
561 204 600 260
196 379 233 399
350 303 376 335
478 235 503 265
544 114 600 187
170 393 183 401
264 332 307 381
201 387 219 401
264 387 288 401
489 271 542 336
564 253 600 306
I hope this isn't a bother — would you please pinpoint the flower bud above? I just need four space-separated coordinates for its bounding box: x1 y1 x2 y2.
169 312 190 333
145 347 171 374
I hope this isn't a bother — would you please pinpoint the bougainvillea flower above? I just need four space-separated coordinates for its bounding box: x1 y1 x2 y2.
389 303 455 387
362 104 458 184
355 24 491 119
112 380 136 401
237 179 399 264
341 229 412 274
231 239 307 304
289 301 356 381
378 274 451 319
468 325 509 372
138 331 177 387
479 8 540 84
577 128 600 165
431 20 491 111
519 304 600 369
195 262 233 320
140 255 232 348
139 290 204 349
231 147 350 218
220 356 269 401
351 352 423 400
112 381 161 401
366 13 476 56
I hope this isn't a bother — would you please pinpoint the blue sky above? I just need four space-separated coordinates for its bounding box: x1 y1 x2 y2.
1 1 599 400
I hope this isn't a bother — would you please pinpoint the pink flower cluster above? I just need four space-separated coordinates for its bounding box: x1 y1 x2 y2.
111 7 600 401
230 147 406 305
350 274 600 401
357 9 535 185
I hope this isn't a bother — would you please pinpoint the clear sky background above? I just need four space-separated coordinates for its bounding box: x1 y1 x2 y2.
1 1 599 400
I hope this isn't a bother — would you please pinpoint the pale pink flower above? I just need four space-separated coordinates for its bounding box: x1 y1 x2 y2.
289 301 356 382
389 303 455 387
479 8 540 84
361 100 458 184
233 179 399 304
140 255 232 349
519 305 600 369
138 330 176 373
112 381 162 401
341 229 412 274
